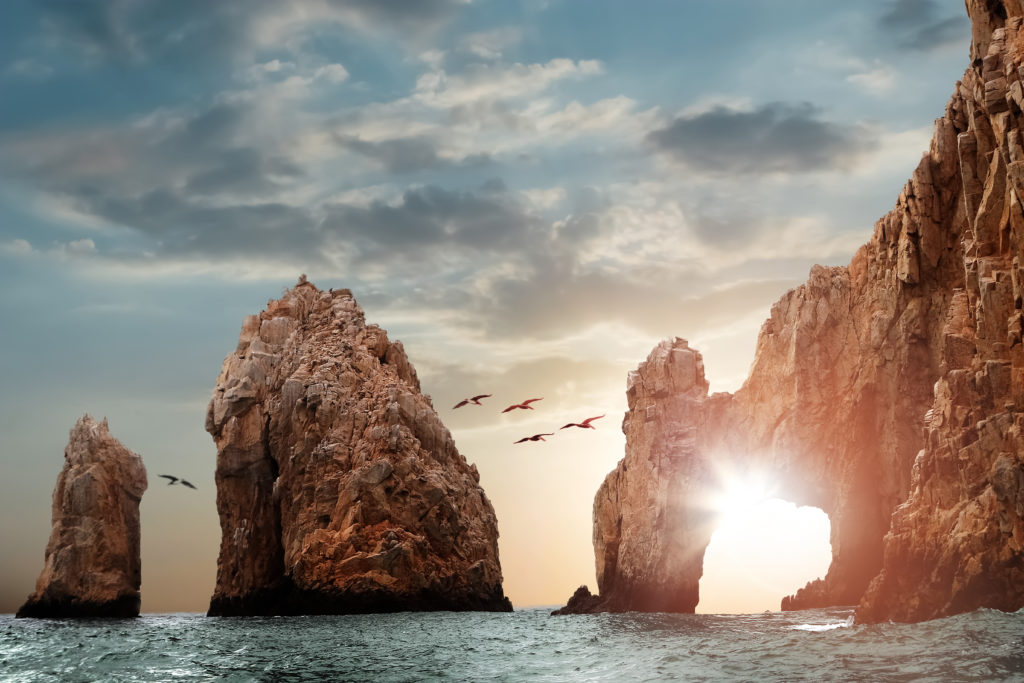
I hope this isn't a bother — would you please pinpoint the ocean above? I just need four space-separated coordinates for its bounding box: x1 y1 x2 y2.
2 606 1022 682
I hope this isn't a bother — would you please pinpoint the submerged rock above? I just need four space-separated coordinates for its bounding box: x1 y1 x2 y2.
206 280 511 615
560 0 1024 622
18 416 148 618
551 585 604 615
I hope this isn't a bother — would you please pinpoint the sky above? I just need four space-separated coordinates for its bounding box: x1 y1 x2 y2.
0 0 971 614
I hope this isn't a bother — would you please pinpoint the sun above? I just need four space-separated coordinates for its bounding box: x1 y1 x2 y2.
710 475 774 527
698 468 833 613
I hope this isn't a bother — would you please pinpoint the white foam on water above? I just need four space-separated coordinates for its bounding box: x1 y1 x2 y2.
790 615 854 631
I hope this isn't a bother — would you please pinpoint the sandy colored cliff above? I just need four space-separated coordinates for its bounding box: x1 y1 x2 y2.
560 0 1024 623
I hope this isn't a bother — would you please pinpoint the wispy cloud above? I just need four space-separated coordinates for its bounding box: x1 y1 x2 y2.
4 58 54 80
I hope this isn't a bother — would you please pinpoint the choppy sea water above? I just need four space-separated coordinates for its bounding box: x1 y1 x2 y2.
2 606 1023 682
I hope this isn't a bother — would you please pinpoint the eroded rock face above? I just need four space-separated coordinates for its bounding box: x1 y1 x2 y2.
562 1 1024 622
206 280 511 615
17 415 148 618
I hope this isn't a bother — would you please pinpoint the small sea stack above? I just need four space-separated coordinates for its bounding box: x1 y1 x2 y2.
206 279 511 615
17 415 148 618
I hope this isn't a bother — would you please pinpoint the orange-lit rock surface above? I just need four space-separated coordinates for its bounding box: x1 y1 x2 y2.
206 279 511 615
17 416 148 618
560 0 1024 622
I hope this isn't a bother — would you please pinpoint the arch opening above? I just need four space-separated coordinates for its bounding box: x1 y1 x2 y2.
695 474 832 614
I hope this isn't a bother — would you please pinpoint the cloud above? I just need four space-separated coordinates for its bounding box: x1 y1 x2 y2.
414 58 603 108
521 187 567 209
1 239 33 256
5 59 54 80
38 0 139 61
878 0 969 52
314 63 350 84
846 64 897 95
647 102 877 174
37 0 252 65
1 237 99 260
250 0 471 51
334 135 489 173
184 148 305 196
458 27 524 61
60 238 96 255
36 0 469 67
89 191 322 260
323 185 544 262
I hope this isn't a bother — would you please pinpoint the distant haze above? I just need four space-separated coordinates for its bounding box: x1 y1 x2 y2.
0 0 969 613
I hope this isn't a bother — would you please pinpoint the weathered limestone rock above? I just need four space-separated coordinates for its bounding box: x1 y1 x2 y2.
559 0 1024 622
206 279 511 615
17 416 148 618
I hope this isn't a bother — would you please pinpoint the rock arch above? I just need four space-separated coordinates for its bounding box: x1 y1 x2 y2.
560 0 1024 623
592 335 914 614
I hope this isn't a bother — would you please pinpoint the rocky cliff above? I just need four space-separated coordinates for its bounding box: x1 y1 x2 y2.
17 416 148 618
206 279 511 615
559 0 1024 622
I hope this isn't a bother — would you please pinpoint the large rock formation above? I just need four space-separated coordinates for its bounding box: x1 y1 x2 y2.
206 279 511 615
559 0 1024 622
18 416 148 618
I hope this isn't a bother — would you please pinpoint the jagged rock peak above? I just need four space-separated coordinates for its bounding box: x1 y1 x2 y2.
18 415 148 618
560 1 1024 623
206 279 511 615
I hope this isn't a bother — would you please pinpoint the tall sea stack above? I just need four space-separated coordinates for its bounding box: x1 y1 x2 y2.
18 416 148 618
206 279 511 615
558 0 1024 623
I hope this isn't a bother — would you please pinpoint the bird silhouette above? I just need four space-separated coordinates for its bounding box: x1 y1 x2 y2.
502 398 544 413
158 474 179 485
453 394 492 409
514 433 554 444
560 414 606 430
180 479 197 490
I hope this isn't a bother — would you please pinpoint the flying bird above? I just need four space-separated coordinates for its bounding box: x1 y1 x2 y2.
560 415 606 430
502 398 544 413
453 394 492 409
180 479 197 490
158 474 179 485
514 433 555 444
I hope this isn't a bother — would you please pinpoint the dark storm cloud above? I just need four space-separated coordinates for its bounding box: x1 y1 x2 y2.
878 0 969 51
647 102 876 174
323 185 543 255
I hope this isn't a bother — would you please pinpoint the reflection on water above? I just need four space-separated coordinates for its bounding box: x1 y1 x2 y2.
2 606 1023 682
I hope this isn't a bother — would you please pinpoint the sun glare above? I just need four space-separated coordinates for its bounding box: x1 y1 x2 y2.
711 476 774 527
698 472 833 614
